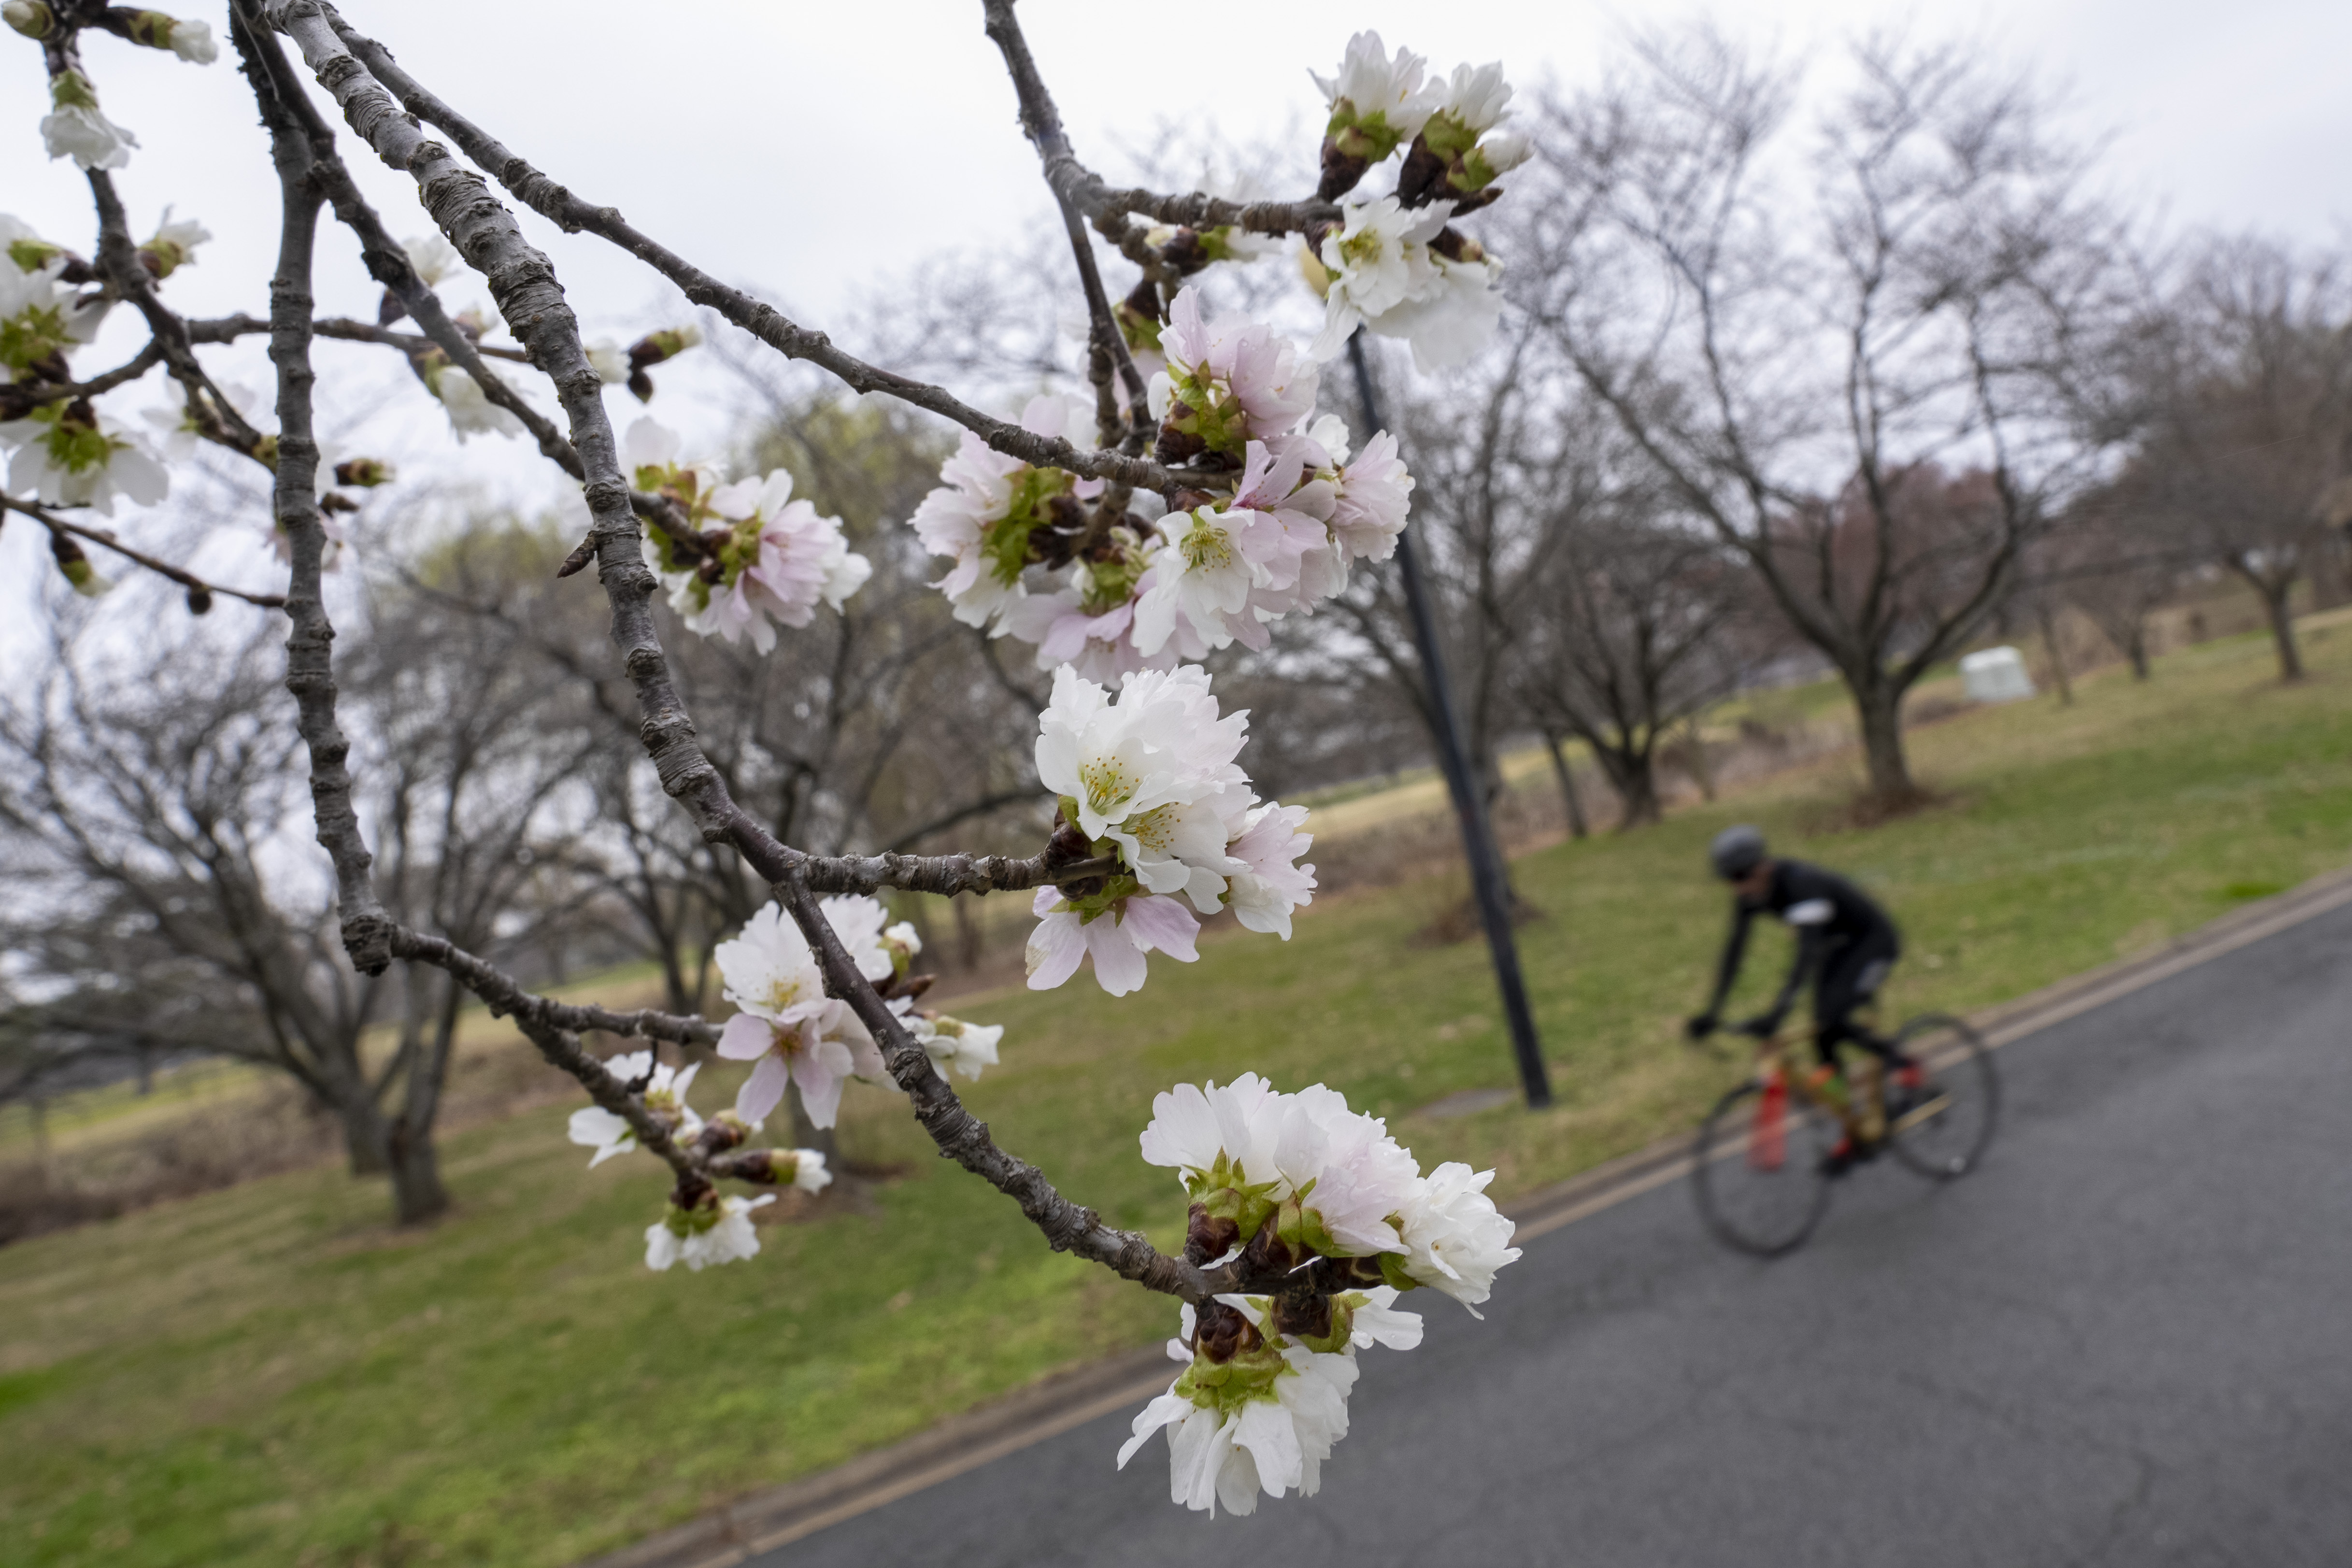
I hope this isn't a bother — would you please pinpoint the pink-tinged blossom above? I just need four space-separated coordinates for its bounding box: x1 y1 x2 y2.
1329 429 1414 563
1149 287 1320 458
1025 884 1200 997
908 429 1027 627
668 470 870 655
713 903 882 1128
907 395 1100 630
1224 801 1317 939
1000 589 1179 684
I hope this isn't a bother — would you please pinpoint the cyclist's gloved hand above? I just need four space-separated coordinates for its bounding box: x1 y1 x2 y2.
1684 1014 1719 1042
1736 1013 1781 1040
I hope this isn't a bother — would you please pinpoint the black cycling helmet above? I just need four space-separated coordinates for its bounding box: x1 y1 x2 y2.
1709 824 1768 881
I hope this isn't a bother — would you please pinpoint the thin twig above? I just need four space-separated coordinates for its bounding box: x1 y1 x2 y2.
1 493 287 609
84 171 270 457
320 5 1182 495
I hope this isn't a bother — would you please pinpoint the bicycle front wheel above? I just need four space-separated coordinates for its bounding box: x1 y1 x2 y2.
1885 1012 2000 1180
1691 1079 1837 1256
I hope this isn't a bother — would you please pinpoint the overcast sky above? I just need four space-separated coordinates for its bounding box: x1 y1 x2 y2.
5 0 2349 636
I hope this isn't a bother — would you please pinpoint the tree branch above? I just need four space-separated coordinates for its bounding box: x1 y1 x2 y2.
2 493 287 609
233 1 392 975
316 4 1179 495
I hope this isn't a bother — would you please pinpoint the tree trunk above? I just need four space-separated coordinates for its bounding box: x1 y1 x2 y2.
1541 734 1589 840
1850 676 1916 807
1591 744 1663 830
1676 718 1717 802
387 1120 450 1224
2036 604 2074 706
340 1093 390 1176
2261 582 2305 681
2125 628 2151 681
383 972 459 1225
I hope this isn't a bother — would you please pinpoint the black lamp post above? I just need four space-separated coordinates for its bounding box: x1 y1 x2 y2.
1345 330 1552 1110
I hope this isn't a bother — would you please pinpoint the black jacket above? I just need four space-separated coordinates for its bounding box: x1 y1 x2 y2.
1703 860 1900 1023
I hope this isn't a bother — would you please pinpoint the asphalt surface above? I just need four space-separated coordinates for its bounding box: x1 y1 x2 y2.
765 900 2352 1568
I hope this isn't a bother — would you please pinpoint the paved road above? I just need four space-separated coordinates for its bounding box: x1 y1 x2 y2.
768 901 2352 1568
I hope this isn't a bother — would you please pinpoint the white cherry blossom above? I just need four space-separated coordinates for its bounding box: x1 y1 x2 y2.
643 1193 772 1272
566 1051 702 1168
713 902 883 1128
41 71 137 171
1224 801 1317 939
0 403 167 513
1395 1160 1522 1314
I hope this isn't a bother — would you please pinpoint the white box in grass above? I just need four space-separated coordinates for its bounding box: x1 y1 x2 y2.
1960 645 2038 704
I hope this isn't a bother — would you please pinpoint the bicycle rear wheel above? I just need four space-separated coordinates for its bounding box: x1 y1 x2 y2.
1691 1079 1837 1256
1884 1012 1999 1180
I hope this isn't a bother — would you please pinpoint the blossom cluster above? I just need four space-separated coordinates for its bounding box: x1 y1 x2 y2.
715 893 1008 1127
10 2 217 172
1120 1074 1519 1513
910 295 1412 684
625 416 872 654
1026 664 1316 997
1306 33 1525 372
564 1047 833 1273
0 214 169 521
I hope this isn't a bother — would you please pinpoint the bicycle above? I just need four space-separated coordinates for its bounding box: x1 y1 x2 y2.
1689 1012 2000 1256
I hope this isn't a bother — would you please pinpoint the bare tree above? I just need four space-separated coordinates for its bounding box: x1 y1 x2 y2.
1526 29 2129 805
0 621 395 1177
2124 238 2352 681
1326 321 1581 806
1515 493 1778 828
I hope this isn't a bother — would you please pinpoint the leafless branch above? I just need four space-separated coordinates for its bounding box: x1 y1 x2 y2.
1 493 288 609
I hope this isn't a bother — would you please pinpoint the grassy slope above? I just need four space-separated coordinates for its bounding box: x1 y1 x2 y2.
4 616 2350 1568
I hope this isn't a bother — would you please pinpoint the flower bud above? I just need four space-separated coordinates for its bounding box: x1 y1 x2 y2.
320 492 361 514
138 210 211 281
48 529 111 597
624 326 701 404
333 457 396 488
184 583 212 615
124 10 215 62
3 0 54 40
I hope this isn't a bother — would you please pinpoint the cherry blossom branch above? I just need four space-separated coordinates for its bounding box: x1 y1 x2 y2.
772 867 1209 1301
385 926 718 1049
84 169 270 458
231 0 393 975
258 0 775 938
227 25 714 577
0 342 164 421
1 493 288 609
260 0 1212 1300
316 5 1180 496
186 311 534 364
979 0 1339 239
794 843 1119 898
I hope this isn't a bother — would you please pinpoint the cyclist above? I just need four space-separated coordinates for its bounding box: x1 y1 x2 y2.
1684 824 1919 1172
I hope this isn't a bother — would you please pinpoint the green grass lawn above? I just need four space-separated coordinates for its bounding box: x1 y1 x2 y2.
4 614 2350 1568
